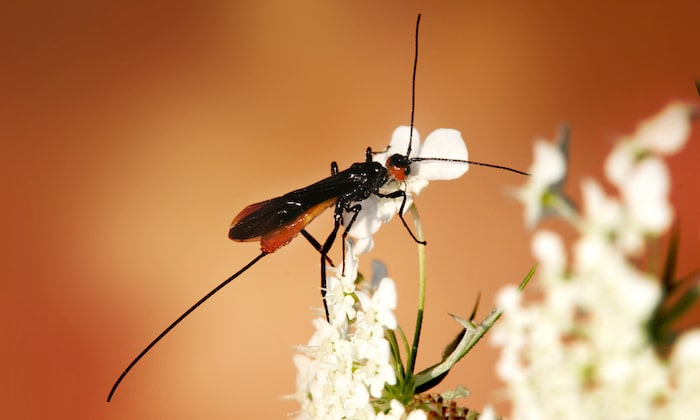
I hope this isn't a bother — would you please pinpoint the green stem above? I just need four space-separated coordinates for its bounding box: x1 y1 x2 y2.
406 204 426 378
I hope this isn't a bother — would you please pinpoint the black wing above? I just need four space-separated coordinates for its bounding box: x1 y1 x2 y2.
229 162 383 240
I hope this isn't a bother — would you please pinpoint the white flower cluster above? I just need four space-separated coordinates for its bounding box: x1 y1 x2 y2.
293 241 410 419
493 103 700 419
293 126 469 419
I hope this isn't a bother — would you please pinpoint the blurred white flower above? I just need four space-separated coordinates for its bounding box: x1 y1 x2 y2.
478 405 497 420
622 157 672 233
663 331 700 417
604 103 693 254
532 230 566 276
516 125 570 227
493 102 699 420
635 103 693 154
605 102 692 187
580 179 622 235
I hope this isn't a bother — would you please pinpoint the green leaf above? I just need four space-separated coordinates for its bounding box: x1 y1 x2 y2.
648 226 700 356
660 226 679 291
413 266 535 393
519 264 537 291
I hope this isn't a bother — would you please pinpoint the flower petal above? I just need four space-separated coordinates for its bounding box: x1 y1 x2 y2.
346 196 383 238
605 140 636 187
634 102 693 155
532 230 566 274
530 140 566 186
623 158 672 233
412 128 469 180
380 126 420 161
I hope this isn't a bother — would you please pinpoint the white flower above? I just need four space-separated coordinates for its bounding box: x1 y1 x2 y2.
532 230 566 277
630 102 693 155
665 330 700 417
324 241 361 326
603 103 693 253
324 276 357 327
294 241 398 418
494 103 698 420
478 405 497 420
605 102 693 187
375 126 470 185
347 126 469 253
405 409 428 420
357 276 398 330
517 125 570 227
622 157 672 234
580 179 622 235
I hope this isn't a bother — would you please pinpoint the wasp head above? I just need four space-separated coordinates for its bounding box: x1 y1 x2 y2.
386 153 411 181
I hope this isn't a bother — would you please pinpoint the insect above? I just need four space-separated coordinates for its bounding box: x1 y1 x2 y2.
107 13 528 403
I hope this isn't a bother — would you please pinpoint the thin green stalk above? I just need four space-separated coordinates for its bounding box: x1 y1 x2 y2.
386 329 406 380
406 204 426 378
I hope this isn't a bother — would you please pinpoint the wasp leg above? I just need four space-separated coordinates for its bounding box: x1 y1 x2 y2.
300 229 335 267
339 203 362 276
376 189 426 245
318 201 344 321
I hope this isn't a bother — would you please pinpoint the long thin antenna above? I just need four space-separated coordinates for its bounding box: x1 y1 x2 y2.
411 157 530 176
107 251 268 402
406 13 421 158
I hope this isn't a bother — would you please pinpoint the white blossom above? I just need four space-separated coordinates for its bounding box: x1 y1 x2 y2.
605 103 692 188
493 102 699 420
662 331 700 418
622 157 672 234
348 126 469 253
294 240 401 418
516 126 570 227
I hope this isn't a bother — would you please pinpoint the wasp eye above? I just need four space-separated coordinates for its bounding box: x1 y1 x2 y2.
387 154 410 167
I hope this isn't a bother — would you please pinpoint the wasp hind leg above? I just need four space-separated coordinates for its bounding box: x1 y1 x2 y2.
300 229 334 266
316 200 364 322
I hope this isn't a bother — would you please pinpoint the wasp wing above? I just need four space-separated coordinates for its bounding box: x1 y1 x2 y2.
228 169 367 242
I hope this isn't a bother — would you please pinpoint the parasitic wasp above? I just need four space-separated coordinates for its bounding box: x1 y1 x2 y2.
106 13 528 403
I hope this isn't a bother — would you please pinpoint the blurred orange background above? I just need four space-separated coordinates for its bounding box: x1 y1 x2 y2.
2 1 699 418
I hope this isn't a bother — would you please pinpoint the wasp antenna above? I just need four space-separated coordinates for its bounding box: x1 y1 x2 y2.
410 157 530 176
406 13 421 158
465 160 530 176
